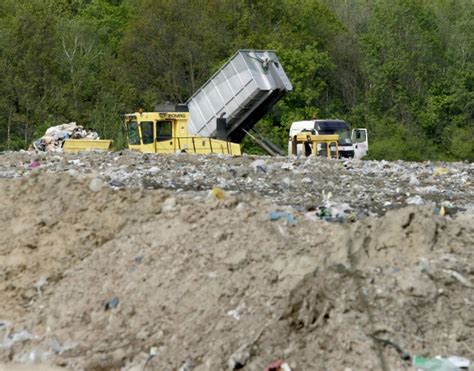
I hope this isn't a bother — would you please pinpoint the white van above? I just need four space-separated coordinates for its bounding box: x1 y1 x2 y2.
288 119 368 159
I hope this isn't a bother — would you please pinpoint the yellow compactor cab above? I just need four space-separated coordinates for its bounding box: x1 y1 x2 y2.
125 110 241 155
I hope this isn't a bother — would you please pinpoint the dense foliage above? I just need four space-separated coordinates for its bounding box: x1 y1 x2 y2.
0 0 472 161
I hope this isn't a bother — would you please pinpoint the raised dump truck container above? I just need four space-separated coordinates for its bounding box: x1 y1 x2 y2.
186 49 293 143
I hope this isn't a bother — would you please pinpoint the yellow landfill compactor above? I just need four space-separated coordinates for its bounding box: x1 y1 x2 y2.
124 108 241 155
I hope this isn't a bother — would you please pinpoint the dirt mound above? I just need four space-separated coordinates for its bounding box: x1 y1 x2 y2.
0 173 472 370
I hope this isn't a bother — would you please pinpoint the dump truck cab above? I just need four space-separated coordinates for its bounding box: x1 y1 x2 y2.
125 106 241 155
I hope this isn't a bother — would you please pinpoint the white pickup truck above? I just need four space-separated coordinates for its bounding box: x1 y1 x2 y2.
288 119 368 159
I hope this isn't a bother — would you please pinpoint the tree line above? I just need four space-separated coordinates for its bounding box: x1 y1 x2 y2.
0 0 472 161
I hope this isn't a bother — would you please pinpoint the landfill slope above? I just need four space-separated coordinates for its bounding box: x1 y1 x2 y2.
0 153 473 370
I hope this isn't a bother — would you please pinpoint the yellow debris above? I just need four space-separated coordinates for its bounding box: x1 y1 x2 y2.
434 167 449 176
440 206 445 216
210 187 225 200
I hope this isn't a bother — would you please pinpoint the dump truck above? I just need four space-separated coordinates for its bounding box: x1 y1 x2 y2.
288 119 368 159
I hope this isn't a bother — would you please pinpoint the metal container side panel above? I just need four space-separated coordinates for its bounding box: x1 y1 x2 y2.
187 50 292 136
204 53 253 113
242 51 293 91
243 51 277 90
192 78 263 136
226 88 266 121
217 66 241 104
189 80 262 136
190 82 264 137
188 53 257 135
188 51 266 135
241 52 272 90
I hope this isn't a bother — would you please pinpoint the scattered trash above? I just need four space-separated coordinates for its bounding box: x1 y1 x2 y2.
264 360 292 371
0 330 33 349
315 206 344 222
32 122 100 152
104 297 119 310
178 357 194 371
446 356 470 370
227 302 247 320
209 187 226 200
315 203 354 223
415 186 440 194
251 159 267 173
413 355 470 371
149 346 158 356
0 151 470 219
35 277 48 297
144 346 159 368
48 338 78 355
440 206 446 217
228 345 250 370
443 269 474 288
162 197 177 212
406 195 424 205
109 179 125 189
309 190 355 223
269 211 296 224
68 159 81 166
134 255 144 264
434 206 446 216
409 174 420 186
89 177 104 192
369 335 411 361
29 159 40 169
0 320 10 331
434 167 449 176
20 348 53 364
148 166 160 175
323 190 333 201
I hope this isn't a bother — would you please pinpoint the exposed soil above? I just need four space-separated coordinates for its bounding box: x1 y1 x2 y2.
0 151 472 370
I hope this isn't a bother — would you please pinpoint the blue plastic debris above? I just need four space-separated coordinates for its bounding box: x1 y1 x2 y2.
105 297 119 310
269 211 296 224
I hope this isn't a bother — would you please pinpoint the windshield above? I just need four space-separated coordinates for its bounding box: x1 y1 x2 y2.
335 128 351 144
317 121 352 145
157 121 172 141
141 121 154 144
127 121 140 145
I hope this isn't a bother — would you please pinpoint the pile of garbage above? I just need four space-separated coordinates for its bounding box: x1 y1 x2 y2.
32 123 99 152
0 151 472 220
0 172 472 370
